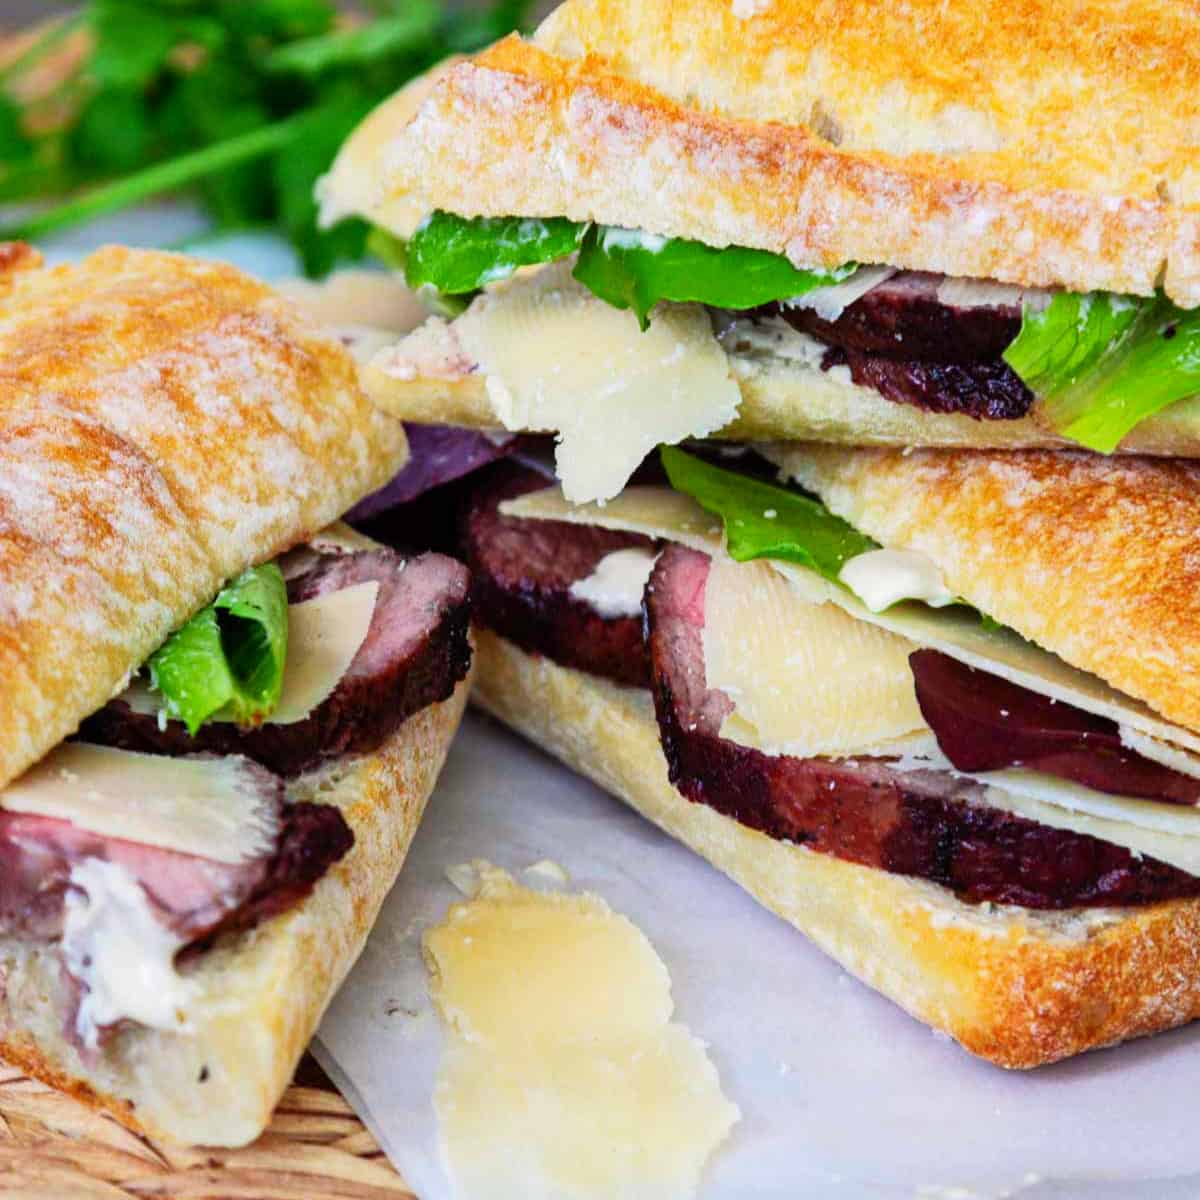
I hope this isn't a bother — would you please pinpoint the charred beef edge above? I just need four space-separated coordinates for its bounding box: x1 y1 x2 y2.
645 544 1200 910
743 271 1034 421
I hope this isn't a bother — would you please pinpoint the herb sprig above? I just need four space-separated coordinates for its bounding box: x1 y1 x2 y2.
0 1 530 275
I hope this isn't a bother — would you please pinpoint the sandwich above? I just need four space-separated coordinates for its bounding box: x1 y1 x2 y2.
455 445 1200 1067
0 243 473 1145
315 0 1200 1066
318 0 1200 507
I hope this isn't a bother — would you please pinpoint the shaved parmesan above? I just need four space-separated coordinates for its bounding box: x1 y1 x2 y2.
123 579 378 728
981 780 1200 879
500 485 1200 756
703 556 928 757
424 864 738 1200
2 743 279 864
1120 727 1200 781
404 263 741 503
781 265 896 321
935 277 1052 313
270 580 377 724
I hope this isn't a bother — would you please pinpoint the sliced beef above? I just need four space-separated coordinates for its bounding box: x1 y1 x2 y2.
823 346 1035 420
0 760 351 1046
645 544 1200 909
910 649 1200 805
774 272 1022 362
462 465 654 688
185 801 354 948
0 769 350 948
82 549 472 777
747 271 1035 420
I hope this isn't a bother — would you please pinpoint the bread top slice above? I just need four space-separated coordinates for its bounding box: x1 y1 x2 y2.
344 0 1200 303
0 244 407 791
768 444 1200 733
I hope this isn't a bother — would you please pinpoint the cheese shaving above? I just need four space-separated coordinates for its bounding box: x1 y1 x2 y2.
424 863 739 1200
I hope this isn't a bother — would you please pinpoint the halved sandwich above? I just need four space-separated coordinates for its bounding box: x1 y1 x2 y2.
0 244 473 1145
456 443 1200 1066
319 0 1200 503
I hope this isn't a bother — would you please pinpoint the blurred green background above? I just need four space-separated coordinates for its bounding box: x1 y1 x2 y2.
0 1 539 273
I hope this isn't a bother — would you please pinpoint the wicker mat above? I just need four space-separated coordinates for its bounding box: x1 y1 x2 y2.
0 1055 413 1199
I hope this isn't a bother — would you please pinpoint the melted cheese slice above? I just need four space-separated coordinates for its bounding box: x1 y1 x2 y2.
424 863 739 1200
124 578 378 728
1 743 279 864
704 555 928 757
377 264 741 503
502 485 1200 755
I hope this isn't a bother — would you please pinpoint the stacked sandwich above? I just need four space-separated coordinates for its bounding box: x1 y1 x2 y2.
0 244 473 1143
319 0 1200 1067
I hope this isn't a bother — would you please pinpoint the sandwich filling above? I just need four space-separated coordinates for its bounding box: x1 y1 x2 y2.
373 212 1200 468
1 537 471 1050
457 455 1200 910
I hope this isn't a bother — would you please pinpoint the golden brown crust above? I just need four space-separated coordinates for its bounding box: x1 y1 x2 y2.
347 23 1200 302
317 59 465 239
0 246 408 791
769 445 1200 733
0 665 473 1147
473 630 1200 1068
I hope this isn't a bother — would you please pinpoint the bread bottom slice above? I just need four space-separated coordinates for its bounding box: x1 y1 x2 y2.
0 667 472 1147
472 629 1200 1068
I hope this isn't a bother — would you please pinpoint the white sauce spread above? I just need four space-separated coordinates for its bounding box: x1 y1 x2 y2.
569 548 658 618
598 227 668 254
838 548 956 613
62 859 196 1048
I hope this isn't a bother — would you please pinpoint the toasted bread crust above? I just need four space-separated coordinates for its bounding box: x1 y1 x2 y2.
0 245 407 791
473 630 1200 1068
347 24 1200 302
769 445 1200 734
0 666 472 1147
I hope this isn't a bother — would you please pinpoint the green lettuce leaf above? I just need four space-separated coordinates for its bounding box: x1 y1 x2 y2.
661 447 1004 627
573 226 856 329
659 446 877 582
405 211 585 294
148 563 289 736
1003 291 1200 452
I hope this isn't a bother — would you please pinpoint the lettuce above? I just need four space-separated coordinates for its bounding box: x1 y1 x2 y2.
659 446 877 582
401 211 854 328
148 563 289 735
404 211 585 294
573 226 855 329
1003 291 1200 452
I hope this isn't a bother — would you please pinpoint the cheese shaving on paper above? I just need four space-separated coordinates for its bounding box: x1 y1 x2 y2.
423 862 739 1200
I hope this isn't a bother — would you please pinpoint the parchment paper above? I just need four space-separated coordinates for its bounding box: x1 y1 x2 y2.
315 712 1200 1200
